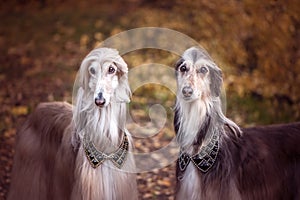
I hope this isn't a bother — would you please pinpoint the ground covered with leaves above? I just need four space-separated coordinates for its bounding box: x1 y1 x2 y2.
1 0 299 199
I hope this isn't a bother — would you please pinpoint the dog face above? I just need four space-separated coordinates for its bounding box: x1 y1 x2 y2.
79 48 130 108
88 61 120 107
175 47 222 102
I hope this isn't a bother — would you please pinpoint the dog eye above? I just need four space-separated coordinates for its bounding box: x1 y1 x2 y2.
179 64 188 72
108 66 116 74
89 67 96 75
175 59 184 69
198 66 208 74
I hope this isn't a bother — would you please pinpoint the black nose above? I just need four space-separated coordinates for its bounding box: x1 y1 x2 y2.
182 86 193 97
95 92 106 106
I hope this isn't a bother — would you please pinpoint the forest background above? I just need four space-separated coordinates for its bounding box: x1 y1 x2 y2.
0 0 299 199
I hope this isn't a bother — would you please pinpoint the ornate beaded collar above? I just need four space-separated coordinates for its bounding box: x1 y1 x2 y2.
178 131 219 174
83 133 129 169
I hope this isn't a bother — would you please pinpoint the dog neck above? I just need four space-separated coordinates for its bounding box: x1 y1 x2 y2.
175 97 218 153
175 96 240 153
91 103 127 152
73 93 128 154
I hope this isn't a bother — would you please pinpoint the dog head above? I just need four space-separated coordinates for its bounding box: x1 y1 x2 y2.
78 48 131 108
175 47 222 102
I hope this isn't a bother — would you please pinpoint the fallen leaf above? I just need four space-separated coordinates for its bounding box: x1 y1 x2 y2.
11 106 28 116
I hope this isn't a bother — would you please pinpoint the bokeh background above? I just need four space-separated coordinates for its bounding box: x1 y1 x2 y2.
0 0 299 199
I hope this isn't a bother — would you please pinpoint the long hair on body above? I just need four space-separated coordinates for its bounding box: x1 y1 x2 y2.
174 46 300 200
8 48 138 200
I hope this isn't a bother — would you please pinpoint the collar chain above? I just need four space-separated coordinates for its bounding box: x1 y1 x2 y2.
83 133 129 169
178 132 219 174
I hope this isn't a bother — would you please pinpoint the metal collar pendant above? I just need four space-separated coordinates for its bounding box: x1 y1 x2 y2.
178 132 219 173
83 133 129 169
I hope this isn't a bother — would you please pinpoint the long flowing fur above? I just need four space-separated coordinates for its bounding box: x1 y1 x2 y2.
8 48 138 200
174 47 300 200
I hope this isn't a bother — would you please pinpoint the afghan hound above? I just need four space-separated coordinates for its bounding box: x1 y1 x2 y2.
174 46 300 200
8 48 138 200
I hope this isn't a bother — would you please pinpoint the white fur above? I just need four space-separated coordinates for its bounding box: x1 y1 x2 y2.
176 164 202 199
175 99 210 152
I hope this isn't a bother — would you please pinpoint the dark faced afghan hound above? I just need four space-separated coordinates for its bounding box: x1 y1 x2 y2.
8 48 138 200
174 46 300 200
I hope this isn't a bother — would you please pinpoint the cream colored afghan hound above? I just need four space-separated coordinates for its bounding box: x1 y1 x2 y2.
174 47 300 200
8 48 138 200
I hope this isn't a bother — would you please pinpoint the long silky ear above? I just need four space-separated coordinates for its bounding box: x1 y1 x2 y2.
114 56 131 103
73 87 84 127
209 65 223 97
77 58 91 92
